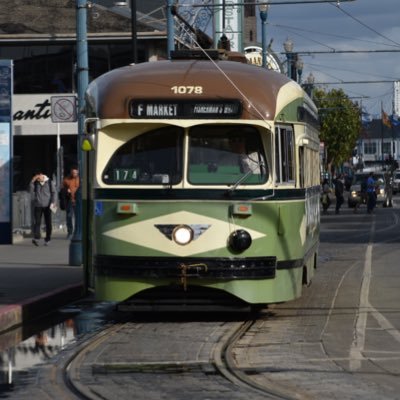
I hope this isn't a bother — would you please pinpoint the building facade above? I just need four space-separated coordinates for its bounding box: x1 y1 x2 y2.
355 119 400 171
0 0 167 191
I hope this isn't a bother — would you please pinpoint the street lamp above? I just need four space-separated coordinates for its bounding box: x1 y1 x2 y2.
304 72 315 97
283 38 294 79
258 1 270 68
296 56 304 83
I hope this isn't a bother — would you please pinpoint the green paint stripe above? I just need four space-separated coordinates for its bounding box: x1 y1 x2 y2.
93 187 315 201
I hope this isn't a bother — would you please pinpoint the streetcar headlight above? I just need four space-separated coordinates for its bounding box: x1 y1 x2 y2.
172 225 194 245
229 229 252 252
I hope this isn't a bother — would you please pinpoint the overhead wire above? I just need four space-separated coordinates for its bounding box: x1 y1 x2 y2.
273 23 400 49
273 24 336 51
306 62 398 81
330 2 400 48
271 3 400 114
175 22 273 129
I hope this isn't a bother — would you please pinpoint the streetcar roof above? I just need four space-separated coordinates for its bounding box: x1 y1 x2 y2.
86 59 316 122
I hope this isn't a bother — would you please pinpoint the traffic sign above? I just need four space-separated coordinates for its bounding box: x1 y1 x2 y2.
51 96 77 123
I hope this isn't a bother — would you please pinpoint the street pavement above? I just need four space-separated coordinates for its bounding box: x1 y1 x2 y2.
0 231 84 334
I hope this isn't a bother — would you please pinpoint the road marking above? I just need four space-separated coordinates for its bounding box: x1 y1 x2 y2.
349 216 375 371
369 304 400 343
349 242 372 371
348 216 400 370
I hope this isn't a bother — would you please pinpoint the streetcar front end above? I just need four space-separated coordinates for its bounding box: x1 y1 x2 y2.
82 58 320 307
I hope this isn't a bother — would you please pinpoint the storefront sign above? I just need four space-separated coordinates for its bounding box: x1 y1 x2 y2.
214 0 243 52
13 94 77 135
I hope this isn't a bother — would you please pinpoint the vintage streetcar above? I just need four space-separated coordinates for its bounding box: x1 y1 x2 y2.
82 50 320 309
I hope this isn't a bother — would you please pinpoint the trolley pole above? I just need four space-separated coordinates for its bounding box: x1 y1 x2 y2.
130 0 137 63
69 0 89 266
166 0 175 58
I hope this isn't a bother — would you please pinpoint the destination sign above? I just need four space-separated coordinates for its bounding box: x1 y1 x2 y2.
130 100 242 119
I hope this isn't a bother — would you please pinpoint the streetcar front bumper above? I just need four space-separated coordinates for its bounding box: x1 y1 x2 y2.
94 255 277 280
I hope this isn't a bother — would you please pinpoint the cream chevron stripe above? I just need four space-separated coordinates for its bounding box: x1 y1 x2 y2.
102 211 267 257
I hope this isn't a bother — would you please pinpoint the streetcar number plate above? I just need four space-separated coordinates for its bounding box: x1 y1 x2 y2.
113 168 138 182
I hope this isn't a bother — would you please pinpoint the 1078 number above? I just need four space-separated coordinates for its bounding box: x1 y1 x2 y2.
171 86 203 94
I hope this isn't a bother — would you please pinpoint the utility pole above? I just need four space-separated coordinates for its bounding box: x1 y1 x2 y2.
70 0 89 266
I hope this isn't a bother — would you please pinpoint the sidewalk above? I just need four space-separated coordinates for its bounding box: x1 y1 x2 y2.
0 231 85 334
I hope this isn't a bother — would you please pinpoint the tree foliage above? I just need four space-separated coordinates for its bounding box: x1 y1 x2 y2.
313 88 361 172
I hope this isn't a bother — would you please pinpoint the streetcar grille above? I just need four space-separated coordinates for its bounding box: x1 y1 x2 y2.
94 255 277 279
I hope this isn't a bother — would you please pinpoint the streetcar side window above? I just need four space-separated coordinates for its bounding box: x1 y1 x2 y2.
275 126 295 184
188 125 268 185
102 126 184 184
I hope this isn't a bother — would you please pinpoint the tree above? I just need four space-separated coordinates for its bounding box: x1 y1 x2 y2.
313 88 361 175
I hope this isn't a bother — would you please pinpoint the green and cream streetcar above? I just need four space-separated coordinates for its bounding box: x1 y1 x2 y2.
82 50 320 308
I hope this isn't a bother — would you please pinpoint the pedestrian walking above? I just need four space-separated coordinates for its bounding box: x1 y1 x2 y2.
62 166 80 240
321 178 331 214
29 171 57 246
383 170 393 207
366 172 376 214
334 175 344 214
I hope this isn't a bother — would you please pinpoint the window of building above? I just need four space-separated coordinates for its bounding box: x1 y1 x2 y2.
364 141 377 154
382 142 391 155
7 44 74 94
1 42 134 94
244 1 255 17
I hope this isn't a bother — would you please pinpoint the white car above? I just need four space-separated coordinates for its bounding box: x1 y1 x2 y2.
348 172 388 208
393 171 400 194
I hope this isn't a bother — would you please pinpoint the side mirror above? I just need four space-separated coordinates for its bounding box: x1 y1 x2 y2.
84 118 99 135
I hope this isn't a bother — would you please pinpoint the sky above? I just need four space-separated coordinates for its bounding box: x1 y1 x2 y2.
111 0 399 118
260 0 400 117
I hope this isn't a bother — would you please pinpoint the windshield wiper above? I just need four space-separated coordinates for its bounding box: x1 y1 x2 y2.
226 157 265 196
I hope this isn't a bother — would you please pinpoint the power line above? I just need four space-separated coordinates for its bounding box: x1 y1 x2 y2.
331 3 400 48
288 49 400 55
179 0 356 7
307 61 398 80
273 23 400 49
316 80 396 85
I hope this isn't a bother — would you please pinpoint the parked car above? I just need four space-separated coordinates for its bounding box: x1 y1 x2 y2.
393 170 400 194
348 173 368 208
348 172 387 208
374 172 388 205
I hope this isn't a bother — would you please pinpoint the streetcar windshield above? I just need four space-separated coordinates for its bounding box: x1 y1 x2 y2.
102 126 184 184
188 125 268 185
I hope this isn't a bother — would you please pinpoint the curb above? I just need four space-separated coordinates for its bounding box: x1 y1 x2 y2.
0 283 85 335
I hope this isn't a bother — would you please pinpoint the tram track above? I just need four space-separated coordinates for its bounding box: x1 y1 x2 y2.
62 315 310 400
6 208 396 400
5 207 400 399
64 322 125 399
215 320 311 400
